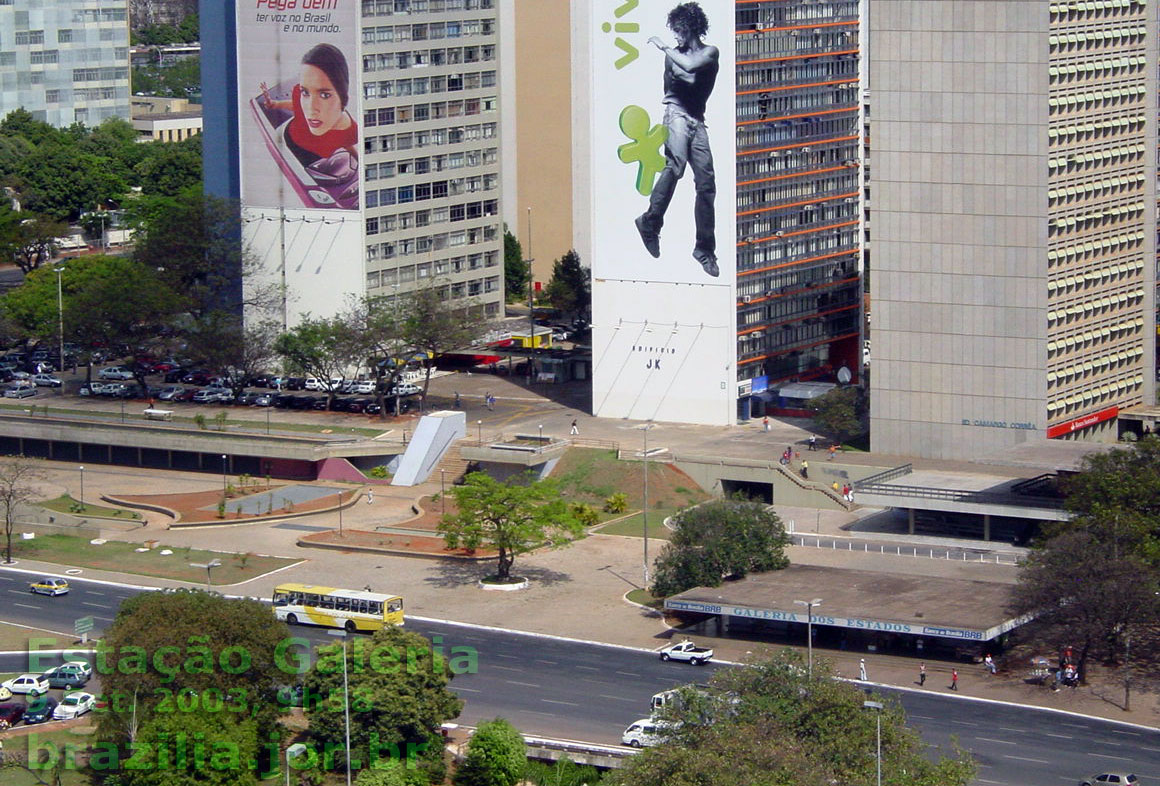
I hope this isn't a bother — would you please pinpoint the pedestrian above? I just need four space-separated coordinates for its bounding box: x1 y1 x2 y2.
487 394 495 411
828 444 837 461
809 435 817 451
454 391 461 407
762 416 770 432
950 669 958 690
842 484 851 501
984 654 996 675
570 418 579 435
148 397 155 410
485 391 492 410
367 489 374 505
800 460 808 480
832 481 840 493
859 658 867 681
919 662 926 687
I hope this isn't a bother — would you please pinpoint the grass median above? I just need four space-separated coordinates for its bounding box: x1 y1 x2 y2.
11 534 299 586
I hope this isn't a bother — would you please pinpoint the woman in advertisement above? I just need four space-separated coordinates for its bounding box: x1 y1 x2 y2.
257 43 359 209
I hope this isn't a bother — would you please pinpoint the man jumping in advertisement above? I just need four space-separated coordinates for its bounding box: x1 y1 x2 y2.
635 2 720 278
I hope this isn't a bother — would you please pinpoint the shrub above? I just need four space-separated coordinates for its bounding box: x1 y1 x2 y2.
368 465 391 479
571 502 600 527
603 492 629 514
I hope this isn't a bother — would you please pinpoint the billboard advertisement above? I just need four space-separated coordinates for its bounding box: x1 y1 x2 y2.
590 0 736 425
235 1 364 325
237 2 360 211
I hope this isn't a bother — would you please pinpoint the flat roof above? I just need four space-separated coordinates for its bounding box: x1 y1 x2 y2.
985 438 1118 473
665 564 1023 642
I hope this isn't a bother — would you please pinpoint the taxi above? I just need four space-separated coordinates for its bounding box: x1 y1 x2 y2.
29 576 70 596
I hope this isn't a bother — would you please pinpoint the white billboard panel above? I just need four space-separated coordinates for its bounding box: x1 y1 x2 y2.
590 0 736 424
236 1 364 325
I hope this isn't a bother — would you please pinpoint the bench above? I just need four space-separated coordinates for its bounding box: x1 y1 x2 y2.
143 408 174 421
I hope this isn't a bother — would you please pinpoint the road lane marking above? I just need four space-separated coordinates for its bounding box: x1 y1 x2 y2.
534 660 557 665
976 738 1017 746
86 591 105 596
1089 753 1131 761
82 602 111 609
910 714 935 720
452 686 480 693
505 680 540 688
951 720 979 726
93 616 114 622
494 653 518 659
1002 755 1050 764
599 695 637 703
998 727 1023 733
492 665 522 673
977 779 1007 785
615 671 639 677
1109 729 1140 736
575 666 599 671
12 603 39 610
1044 733 1073 739
542 699 579 706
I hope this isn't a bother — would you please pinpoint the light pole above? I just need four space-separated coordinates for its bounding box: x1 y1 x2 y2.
78 465 84 510
440 469 446 513
284 742 308 786
338 490 344 537
863 700 883 786
538 423 543 445
53 265 64 389
794 597 822 679
327 629 353 786
641 422 655 587
190 558 222 591
477 419 482 444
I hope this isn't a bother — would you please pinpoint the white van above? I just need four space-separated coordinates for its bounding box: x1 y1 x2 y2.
621 718 672 748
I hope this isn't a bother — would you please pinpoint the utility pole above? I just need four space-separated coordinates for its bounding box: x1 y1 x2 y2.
526 207 535 385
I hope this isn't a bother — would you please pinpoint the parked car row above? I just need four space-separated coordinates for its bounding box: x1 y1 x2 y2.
0 659 95 728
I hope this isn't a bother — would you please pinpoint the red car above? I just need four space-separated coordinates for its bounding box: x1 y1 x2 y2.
0 701 25 728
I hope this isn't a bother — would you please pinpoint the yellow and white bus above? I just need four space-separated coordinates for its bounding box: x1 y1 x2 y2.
272 583 404 632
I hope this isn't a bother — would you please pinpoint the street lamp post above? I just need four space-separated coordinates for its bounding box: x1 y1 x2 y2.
863 700 883 786
338 490 344 537
477 419 482 444
794 598 823 680
641 422 655 587
327 630 353 786
78 465 84 510
53 265 64 390
189 559 222 591
440 469 446 513
284 743 308 786
221 455 228 499
538 424 543 445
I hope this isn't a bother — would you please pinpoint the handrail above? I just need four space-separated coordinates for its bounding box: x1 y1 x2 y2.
854 463 913 488
854 482 1066 509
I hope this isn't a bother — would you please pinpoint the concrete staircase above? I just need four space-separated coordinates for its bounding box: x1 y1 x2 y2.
434 443 472 485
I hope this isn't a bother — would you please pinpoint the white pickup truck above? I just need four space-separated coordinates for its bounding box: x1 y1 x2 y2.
658 640 714 665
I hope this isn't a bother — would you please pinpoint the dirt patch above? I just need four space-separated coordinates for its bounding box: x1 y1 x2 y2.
299 528 495 558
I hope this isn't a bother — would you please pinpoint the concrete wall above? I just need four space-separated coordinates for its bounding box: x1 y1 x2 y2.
673 457 888 510
392 411 467 487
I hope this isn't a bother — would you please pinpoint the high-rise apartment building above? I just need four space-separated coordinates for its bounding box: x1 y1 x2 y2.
579 0 863 425
871 0 1156 459
0 0 130 127
203 0 503 327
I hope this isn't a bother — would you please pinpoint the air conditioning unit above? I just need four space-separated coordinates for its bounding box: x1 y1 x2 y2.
801 146 812 152
774 230 785 237
741 295 753 304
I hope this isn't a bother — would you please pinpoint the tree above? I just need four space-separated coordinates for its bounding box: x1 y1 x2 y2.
275 314 361 409
651 498 790 598
346 294 407 419
503 228 527 301
94 589 291 755
806 387 864 447
1051 436 1160 567
16 141 128 220
0 456 44 565
1009 529 1159 687
610 649 975 786
453 718 526 786
402 280 490 401
113 709 261 786
187 314 281 397
304 626 463 785
440 472 584 581
0 207 68 274
135 137 203 197
543 250 589 319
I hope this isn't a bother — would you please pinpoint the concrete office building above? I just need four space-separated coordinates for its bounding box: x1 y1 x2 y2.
0 0 130 127
202 0 503 327
870 0 1156 459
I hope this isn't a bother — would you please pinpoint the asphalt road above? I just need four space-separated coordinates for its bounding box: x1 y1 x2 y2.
2 569 1158 786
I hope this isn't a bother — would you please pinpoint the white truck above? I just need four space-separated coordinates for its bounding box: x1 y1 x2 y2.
658 640 714 665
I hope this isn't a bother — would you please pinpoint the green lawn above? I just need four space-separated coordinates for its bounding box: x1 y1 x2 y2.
552 448 709 523
0 621 80 652
3 727 96 786
595 512 674 540
39 495 141 520
11 534 299 585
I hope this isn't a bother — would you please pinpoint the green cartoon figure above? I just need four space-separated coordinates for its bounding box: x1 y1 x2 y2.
618 105 668 197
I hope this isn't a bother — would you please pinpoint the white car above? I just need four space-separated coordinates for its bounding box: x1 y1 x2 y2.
53 691 96 720
31 373 62 387
97 366 135 380
621 717 674 748
2 673 50 696
389 383 422 396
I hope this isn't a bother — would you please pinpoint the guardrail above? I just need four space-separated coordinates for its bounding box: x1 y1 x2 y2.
853 482 1066 509
853 463 913 489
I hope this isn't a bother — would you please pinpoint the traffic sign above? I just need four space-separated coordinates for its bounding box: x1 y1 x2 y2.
74 616 94 635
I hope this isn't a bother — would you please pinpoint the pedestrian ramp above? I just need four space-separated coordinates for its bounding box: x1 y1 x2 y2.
391 411 467 487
